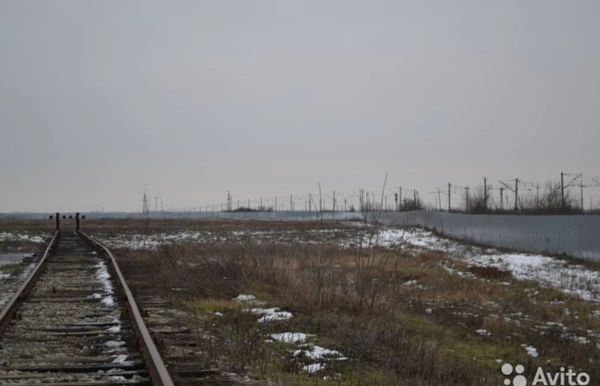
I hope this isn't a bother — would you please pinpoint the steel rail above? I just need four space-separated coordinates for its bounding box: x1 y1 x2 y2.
0 231 59 335
78 231 175 386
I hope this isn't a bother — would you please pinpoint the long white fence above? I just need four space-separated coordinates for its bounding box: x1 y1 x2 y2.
375 211 600 261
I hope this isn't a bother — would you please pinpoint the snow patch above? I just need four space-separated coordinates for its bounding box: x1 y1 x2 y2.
0 232 48 244
369 227 600 303
94 262 116 307
522 344 538 358
235 294 256 302
303 363 326 373
105 340 125 347
101 296 115 307
112 355 128 364
245 307 293 323
271 332 312 344
467 252 600 302
108 325 121 334
294 345 346 361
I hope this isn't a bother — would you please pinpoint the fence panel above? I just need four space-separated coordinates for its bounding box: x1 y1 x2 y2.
377 211 600 261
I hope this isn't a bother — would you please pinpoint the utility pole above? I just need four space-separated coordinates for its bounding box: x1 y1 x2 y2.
514 178 519 211
560 172 584 211
499 180 523 212
448 183 451 212
500 187 504 210
430 188 442 211
359 189 363 211
333 191 336 212
581 180 584 211
317 182 324 215
484 178 488 211
399 187 402 211
309 193 312 212
561 172 565 210
142 192 149 215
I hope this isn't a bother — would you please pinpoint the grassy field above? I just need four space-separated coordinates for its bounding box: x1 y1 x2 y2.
0 219 53 252
3 218 599 385
96 219 600 385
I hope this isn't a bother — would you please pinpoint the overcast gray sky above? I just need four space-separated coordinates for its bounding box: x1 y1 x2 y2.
1 1 599 213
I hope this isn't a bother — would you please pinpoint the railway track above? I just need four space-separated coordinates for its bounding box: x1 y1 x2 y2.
0 231 174 386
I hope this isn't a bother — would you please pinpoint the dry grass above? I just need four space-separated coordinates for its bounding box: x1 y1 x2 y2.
0 218 56 233
94 219 600 384
0 219 54 252
80 218 357 236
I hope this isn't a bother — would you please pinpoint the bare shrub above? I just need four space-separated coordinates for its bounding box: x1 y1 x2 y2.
519 181 579 214
464 185 492 213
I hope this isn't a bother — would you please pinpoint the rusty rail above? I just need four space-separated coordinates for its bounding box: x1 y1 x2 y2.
0 231 59 335
78 231 175 386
